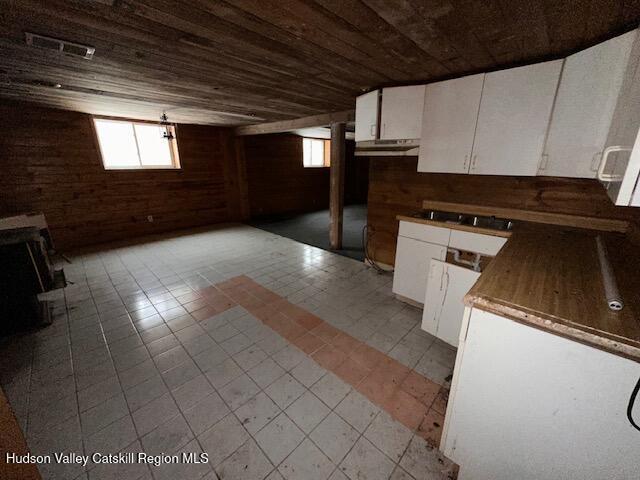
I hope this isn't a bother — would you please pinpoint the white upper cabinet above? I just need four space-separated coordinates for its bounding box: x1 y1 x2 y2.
355 90 379 142
540 31 635 178
380 85 425 140
470 60 563 176
599 29 640 206
418 74 485 174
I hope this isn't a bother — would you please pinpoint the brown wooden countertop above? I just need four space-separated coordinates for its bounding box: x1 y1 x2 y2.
465 225 640 361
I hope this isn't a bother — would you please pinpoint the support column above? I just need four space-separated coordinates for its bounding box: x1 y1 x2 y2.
329 122 346 250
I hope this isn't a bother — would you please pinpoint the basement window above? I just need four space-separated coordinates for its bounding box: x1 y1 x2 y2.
303 138 330 168
93 118 180 170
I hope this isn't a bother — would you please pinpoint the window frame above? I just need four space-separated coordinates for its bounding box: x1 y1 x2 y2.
92 116 181 171
302 137 331 168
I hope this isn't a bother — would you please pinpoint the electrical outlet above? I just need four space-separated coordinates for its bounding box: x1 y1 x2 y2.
147 215 154 222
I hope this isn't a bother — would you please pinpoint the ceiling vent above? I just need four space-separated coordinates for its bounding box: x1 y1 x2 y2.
25 32 95 60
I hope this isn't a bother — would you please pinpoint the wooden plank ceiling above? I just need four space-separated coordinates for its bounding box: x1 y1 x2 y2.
0 0 639 125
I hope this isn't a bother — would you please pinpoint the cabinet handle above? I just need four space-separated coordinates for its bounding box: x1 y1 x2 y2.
539 153 549 171
597 146 632 182
463 155 468 171
590 152 602 172
370 124 376 137
471 154 477 171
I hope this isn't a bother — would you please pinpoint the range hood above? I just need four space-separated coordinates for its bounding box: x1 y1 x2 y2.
354 139 420 156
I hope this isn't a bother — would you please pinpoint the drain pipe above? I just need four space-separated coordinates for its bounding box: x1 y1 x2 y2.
596 235 623 311
448 248 482 272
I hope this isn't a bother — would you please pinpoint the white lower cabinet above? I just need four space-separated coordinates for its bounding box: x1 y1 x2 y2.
421 260 481 347
443 309 640 480
448 229 507 256
392 236 447 305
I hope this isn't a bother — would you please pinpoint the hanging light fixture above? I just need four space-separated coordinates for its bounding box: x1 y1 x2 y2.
159 112 175 140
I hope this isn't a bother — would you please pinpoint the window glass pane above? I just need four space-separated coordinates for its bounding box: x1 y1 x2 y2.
311 139 324 166
303 138 327 167
94 120 139 168
135 124 173 166
303 138 312 167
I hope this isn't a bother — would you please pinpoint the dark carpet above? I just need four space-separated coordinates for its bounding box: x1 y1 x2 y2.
248 204 367 261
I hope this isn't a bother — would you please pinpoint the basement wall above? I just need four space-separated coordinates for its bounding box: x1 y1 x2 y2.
243 133 368 218
0 102 248 251
366 156 640 265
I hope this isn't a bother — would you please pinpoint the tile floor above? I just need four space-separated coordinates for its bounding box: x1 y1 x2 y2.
0 224 458 480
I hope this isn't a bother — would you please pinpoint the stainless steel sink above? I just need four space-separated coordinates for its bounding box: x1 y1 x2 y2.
418 210 514 231
422 210 464 223
459 216 513 231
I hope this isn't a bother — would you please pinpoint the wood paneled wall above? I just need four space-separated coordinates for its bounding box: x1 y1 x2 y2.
244 134 329 217
0 102 248 251
243 134 366 218
367 157 640 265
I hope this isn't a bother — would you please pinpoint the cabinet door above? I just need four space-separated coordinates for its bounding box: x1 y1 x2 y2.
601 29 640 205
471 60 562 176
540 31 635 178
380 85 426 140
355 90 379 142
398 220 450 245
392 236 447 304
421 259 446 336
418 74 485 173
436 264 480 347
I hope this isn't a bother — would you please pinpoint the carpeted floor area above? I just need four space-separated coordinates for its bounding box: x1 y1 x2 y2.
248 204 367 261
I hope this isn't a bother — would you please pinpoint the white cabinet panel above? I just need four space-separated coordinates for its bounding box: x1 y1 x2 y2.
355 90 379 142
392 237 447 304
448 230 507 256
600 29 640 206
418 74 485 173
444 310 640 480
540 31 635 178
471 60 562 176
421 261 480 347
437 264 480 347
380 85 425 140
398 220 450 245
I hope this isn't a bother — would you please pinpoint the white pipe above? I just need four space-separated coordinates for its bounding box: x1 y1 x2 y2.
448 248 482 272
596 236 624 311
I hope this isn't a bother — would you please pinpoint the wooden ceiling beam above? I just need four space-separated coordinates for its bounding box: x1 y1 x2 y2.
234 110 355 136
